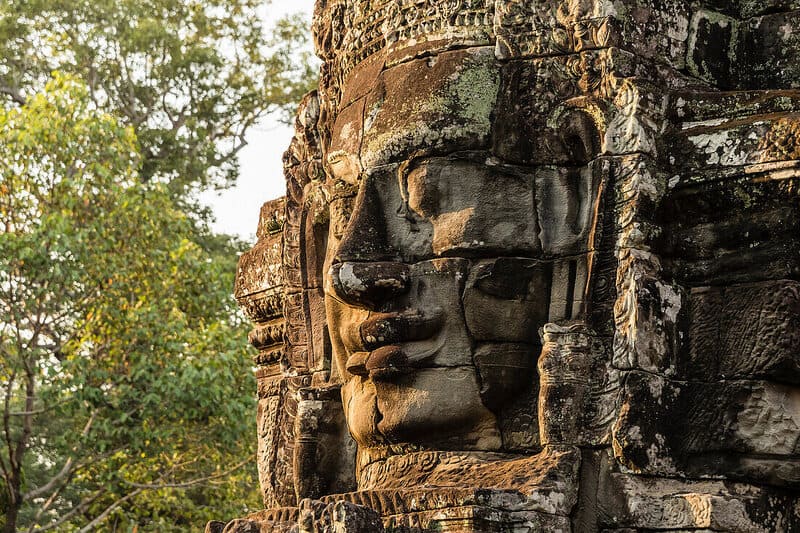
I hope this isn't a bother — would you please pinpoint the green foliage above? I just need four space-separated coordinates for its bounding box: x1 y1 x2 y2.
0 0 317 198
0 1 318 529
0 74 260 532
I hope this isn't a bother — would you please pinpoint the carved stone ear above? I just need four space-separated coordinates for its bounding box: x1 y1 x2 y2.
548 106 603 166
293 387 357 502
558 108 602 165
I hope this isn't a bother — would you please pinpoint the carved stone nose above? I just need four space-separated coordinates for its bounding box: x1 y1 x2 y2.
328 261 411 310
334 173 397 264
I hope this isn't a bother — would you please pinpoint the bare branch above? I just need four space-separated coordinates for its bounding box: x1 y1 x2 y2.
120 457 250 490
22 457 75 502
0 84 26 106
8 408 47 416
6 396 77 418
23 410 98 501
76 488 144 533
27 478 68 531
30 488 108 533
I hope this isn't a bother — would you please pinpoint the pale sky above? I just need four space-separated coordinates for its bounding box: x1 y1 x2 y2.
201 0 317 241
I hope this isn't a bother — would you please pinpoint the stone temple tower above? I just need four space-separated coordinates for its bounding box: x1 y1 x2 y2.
218 1 800 531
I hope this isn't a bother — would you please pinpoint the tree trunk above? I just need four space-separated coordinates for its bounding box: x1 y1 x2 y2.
4 489 19 533
3 371 34 533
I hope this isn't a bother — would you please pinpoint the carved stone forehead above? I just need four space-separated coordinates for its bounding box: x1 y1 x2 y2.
326 48 599 174
314 0 690 170
329 47 501 171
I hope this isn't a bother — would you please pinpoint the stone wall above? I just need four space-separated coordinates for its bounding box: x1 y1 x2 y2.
215 1 800 532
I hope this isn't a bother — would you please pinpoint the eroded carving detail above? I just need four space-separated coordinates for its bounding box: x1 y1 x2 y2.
223 1 800 531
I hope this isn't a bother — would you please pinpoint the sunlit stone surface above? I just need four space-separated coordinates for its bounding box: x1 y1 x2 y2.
217 1 800 531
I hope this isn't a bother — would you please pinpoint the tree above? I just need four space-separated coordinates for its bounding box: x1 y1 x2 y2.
0 1 319 530
0 73 261 532
0 0 317 199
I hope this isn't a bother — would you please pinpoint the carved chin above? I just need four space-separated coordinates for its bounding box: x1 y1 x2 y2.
342 378 382 447
342 367 502 451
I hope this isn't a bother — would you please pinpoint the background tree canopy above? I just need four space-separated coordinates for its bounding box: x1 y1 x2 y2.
0 1 316 531
1 0 316 196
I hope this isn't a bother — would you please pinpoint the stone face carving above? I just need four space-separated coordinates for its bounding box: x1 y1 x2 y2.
224 1 800 531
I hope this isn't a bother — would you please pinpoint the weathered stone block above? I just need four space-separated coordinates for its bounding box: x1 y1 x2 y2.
613 250 688 376
405 159 539 257
539 325 618 447
675 113 800 169
686 281 800 382
737 0 800 18
660 176 800 286
536 165 606 256
671 89 800 124
599 468 800 531
686 9 739 88
361 47 499 169
742 11 800 89
474 342 537 414
463 258 550 343
293 386 357 501
494 0 691 70
613 370 800 485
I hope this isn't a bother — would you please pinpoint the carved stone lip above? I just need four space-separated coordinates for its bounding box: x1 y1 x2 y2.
345 340 445 381
342 309 444 353
346 346 409 379
345 309 444 379
343 309 446 380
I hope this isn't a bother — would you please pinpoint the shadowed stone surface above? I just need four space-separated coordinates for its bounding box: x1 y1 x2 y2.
222 1 800 531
